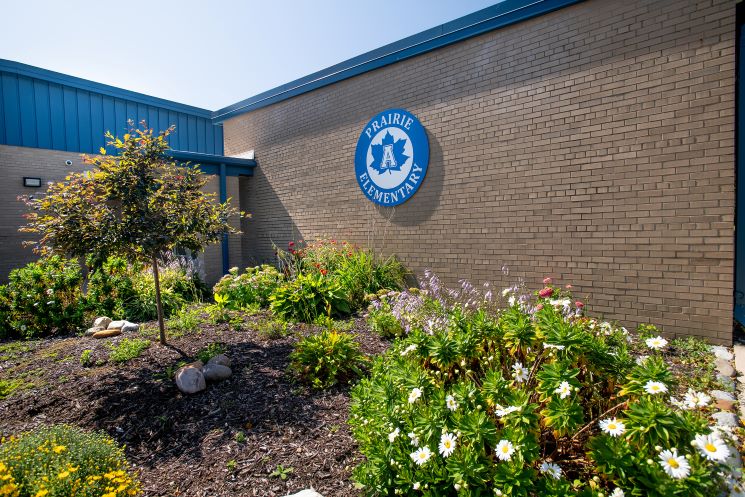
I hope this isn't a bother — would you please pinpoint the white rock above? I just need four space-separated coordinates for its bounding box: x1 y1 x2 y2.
93 316 112 328
285 490 324 497
734 344 745 376
207 354 231 368
713 411 739 428
121 322 139 333
108 320 127 329
203 363 232 382
712 345 734 361
716 358 736 378
84 326 104 337
175 366 206 394
712 390 737 402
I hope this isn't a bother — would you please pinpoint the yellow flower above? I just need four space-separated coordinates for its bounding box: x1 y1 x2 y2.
57 470 70 479
52 445 66 454
34 490 48 497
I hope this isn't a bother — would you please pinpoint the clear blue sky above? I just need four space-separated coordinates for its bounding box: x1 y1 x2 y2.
0 1 498 110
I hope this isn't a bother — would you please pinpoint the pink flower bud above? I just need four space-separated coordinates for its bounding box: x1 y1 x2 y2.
543 277 552 285
538 287 553 298
575 301 584 308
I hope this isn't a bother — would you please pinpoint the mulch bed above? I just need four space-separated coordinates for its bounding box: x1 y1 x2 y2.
0 314 389 496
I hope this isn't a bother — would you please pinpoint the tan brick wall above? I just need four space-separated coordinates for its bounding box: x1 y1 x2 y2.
0 145 234 287
223 0 737 344
0 145 88 279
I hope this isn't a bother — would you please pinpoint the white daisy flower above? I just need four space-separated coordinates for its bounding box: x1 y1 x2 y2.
388 427 400 443
670 396 688 409
635 355 648 365
408 387 422 404
508 296 516 307
446 395 458 411
645 336 668 350
644 381 668 395
658 448 690 479
539 461 562 479
410 446 432 466
495 440 515 461
408 432 419 446
599 417 626 437
683 390 710 408
413 482 420 490
400 344 417 356
495 405 520 418
512 362 529 383
438 432 457 458
554 381 572 399
610 488 625 497
692 433 730 462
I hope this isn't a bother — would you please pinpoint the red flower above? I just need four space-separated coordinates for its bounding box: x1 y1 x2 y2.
538 287 553 298
536 304 543 311
575 301 584 308
288 241 295 247
543 277 552 285
320 269 328 276
289 248 295 255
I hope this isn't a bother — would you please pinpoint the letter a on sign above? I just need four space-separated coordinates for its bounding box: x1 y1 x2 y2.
381 144 397 170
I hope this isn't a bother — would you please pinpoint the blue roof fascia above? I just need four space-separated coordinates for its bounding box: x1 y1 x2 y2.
0 59 214 119
167 149 256 176
212 0 583 122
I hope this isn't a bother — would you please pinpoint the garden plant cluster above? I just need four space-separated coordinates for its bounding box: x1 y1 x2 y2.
0 238 740 496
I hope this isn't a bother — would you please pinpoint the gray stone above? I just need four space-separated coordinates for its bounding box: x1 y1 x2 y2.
93 316 112 329
176 366 206 394
121 322 139 333
203 363 232 382
712 411 739 428
712 390 737 402
108 320 127 329
284 491 324 497
718 374 736 392
84 326 104 337
712 345 734 361
207 354 231 368
716 358 736 378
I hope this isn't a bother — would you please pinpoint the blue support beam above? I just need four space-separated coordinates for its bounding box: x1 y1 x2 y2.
219 162 229 276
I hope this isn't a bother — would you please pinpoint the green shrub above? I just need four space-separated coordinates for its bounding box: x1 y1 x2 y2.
0 256 85 339
107 338 150 364
256 317 291 340
212 264 282 309
167 305 203 336
87 257 204 322
0 424 140 497
366 292 405 338
290 330 366 389
197 342 225 364
79 349 93 367
270 273 351 322
349 279 730 496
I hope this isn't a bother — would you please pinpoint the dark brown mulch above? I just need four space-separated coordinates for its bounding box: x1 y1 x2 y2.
0 314 390 496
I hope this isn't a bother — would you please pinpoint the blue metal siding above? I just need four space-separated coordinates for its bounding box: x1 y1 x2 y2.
0 60 222 155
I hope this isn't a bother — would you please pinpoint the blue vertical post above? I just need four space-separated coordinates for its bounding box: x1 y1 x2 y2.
219 162 229 275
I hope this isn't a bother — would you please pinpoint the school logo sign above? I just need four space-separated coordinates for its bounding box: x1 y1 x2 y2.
355 108 429 206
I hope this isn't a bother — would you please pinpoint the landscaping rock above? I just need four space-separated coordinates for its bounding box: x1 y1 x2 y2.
175 365 206 394
93 316 112 328
713 345 734 361
109 320 138 332
718 374 737 392
712 411 739 428
84 326 104 337
92 328 121 339
712 390 737 411
186 360 204 370
121 322 139 333
207 354 231 368
285 490 324 497
203 363 232 382
716 358 736 378
734 344 745 375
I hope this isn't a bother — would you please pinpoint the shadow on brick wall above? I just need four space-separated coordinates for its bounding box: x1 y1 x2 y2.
376 133 444 227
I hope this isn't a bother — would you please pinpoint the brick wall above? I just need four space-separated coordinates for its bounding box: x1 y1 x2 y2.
0 144 233 287
223 0 737 344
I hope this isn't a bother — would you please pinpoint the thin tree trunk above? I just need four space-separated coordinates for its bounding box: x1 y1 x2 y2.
152 255 166 345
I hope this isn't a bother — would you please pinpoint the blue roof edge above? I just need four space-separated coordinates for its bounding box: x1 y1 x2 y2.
212 0 584 122
0 58 215 119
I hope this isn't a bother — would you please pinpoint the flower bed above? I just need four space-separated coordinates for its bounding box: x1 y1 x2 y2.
351 274 738 496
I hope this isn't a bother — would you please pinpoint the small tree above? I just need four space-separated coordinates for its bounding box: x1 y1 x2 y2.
20 122 239 344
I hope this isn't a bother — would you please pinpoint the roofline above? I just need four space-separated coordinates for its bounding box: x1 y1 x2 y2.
0 59 214 119
212 0 583 122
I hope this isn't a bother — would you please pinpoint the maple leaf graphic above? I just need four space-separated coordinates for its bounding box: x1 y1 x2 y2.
370 131 409 174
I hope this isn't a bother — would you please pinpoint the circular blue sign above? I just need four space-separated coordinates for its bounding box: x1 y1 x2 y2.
355 108 429 206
